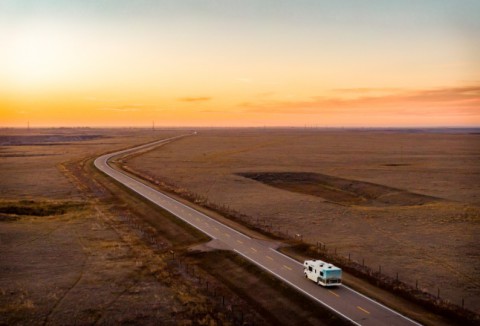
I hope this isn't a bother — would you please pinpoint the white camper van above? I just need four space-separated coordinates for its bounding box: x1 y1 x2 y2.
304 259 342 287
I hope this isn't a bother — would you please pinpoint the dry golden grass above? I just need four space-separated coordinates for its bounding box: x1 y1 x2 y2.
0 128 176 200
1 128 351 325
127 128 480 313
0 128 222 325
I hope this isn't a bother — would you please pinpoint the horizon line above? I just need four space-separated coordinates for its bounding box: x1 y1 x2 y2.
1 125 480 130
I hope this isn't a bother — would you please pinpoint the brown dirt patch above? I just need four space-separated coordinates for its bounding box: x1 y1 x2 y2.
238 171 439 206
0 200 84 218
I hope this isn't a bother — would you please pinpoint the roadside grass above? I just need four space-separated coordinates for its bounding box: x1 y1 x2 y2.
85 158 210 248
188 250 349 326
60 157 234 324
282 243 479 326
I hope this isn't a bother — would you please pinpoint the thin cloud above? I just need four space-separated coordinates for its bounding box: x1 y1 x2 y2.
240 86 480 116
178 97 212 102
331 88 403 94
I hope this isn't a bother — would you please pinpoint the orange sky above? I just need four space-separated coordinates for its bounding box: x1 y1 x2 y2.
1 1 479 127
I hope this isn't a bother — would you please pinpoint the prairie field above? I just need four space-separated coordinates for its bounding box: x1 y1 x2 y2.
0 128 348 325
0 128 178 200
127 128 480 313
0 128 188 324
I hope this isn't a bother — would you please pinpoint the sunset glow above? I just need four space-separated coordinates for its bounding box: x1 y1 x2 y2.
1 1 479 127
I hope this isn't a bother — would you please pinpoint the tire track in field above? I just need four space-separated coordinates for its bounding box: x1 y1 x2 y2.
42 232 90 326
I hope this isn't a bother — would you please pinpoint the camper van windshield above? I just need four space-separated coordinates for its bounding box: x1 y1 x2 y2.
325 269 341 278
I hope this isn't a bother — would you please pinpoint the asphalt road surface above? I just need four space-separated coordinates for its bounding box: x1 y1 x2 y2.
94 134 422 326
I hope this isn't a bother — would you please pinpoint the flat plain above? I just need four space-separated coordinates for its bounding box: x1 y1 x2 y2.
126 128 480 313
0 128 349 325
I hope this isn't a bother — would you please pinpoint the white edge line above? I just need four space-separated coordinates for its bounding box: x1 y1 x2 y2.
106 171 218 240
95 151 223 240
233 249 361 326
269 249 422 326
101 162 247 241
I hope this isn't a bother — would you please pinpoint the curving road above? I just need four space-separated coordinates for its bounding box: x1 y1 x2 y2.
94 134 422 326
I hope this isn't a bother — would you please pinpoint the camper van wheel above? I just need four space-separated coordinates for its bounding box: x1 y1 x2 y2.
317 278 322 286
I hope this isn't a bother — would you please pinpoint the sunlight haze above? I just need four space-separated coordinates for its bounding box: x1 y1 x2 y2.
1 0 479 127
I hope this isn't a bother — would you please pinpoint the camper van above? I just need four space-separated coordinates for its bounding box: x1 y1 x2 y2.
304 259 342 287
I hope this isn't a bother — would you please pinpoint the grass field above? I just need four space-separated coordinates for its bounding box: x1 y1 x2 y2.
126 128 480 313
1 128 352 325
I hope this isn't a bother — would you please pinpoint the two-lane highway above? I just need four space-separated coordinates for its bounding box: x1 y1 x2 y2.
94 134 422 326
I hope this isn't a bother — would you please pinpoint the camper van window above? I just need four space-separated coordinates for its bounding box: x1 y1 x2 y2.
320 271 324 277
308 266 313 272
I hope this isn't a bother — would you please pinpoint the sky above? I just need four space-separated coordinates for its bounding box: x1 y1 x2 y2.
1 0 479 127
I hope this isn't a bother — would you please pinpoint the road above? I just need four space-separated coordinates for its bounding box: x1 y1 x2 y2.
94 134 422 326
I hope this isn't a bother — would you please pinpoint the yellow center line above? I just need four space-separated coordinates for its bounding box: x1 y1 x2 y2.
250 247 257 252
214 227 219 231
266 256 274 261
224 233 231 237
328 290 340 297
357 306 370 314
236 240 243 244
196 218 200 221
283 265 292 271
